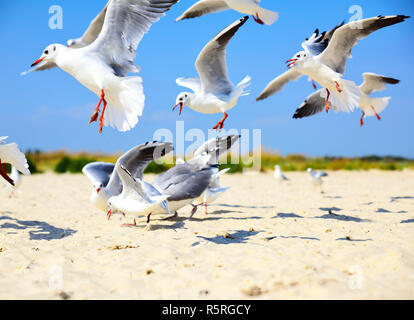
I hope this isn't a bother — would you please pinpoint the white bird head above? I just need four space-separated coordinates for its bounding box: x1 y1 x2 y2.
95 183 104 194
107 196 120 216
286 51 308 69
307 168 313 173
173 92 192 115
30 44 64 68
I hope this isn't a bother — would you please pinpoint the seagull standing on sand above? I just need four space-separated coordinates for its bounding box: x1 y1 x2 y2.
24 0 178 134
176 0 278 25
83 142 173 224
256 15 409 115
0 137 30 186
307 168 328 193
274 165 288 182
293 73 400 126
173 16 251 131
104 142 174 226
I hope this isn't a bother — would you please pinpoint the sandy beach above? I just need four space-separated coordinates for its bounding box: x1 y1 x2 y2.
0 170 413 300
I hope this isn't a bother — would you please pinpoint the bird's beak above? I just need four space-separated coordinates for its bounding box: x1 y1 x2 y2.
173 102 184 115
286 59 297 69
96 188 101 193
31 57 45 67
107 209 112 220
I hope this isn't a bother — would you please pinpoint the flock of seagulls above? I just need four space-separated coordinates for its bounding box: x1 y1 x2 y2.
1 1 410 224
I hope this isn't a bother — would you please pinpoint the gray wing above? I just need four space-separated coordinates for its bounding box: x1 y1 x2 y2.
142 181 170 213
319 15 409 74
176 0 229 21
256 69 302 101
292 89 325 119
153 164 216 201
302 22 345 56
115 165 147 199
116 141 173 181
192 135 240 165
88 0 179 76
70 1 110 47
359 72 400 95
82 162 116 187
196 16 249 95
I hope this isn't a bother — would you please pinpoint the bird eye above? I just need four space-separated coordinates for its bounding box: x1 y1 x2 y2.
44 50 49 55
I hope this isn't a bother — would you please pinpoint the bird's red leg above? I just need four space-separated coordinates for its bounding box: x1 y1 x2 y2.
204 203 208 215
212 113 229 132
360 111 365 127
98 97 107 134
312 81 317 90
0 161 14 186
252 13 264 25
335 81 342 93
89 89 105 124
325 89 331 113
122 219 137 228
371 105 381 120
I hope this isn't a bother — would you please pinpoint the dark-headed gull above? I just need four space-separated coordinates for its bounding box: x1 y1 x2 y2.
173 16 251 131
0 137 30 186
83 141 173 223
293 73 400 126
274 165 288 182
256 15 409 115
187 134 239 214
176 0 278 25
24 0 178 134
105 141 174 226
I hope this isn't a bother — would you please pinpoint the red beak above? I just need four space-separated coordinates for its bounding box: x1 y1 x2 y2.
286 59 297 69
96 188 101 193
173 102 184 115
31 57 45 67
107 209 112 220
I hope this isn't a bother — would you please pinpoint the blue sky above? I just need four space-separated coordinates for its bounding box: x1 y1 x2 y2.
1 0 413 157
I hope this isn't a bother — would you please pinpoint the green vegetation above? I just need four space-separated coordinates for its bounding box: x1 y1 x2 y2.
22 149 414 174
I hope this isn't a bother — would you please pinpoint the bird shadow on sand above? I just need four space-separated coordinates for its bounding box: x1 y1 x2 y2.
376 208 408 214
272 213 304 219
0 216 76 240
189 214 264 222
323 195 343 199
401 219 414 224
319 207 343 212
266 235 320 241
314 213 371 223
194 230 262 245
336 237 373 242
390 196 414 203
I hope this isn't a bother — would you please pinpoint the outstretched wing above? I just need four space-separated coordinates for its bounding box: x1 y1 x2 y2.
176 77 202 94
88 0 179 76
196 16 249 95
256 69 302 101
292 89 325 119
359 72 400 95
302 22 345 56
319 15 409 74
192 134 240 165
0 143 30 176
176 0 229 21
82 162 115 187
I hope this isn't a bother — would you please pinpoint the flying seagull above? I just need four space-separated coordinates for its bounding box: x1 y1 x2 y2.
256 15 409 115
23 0 179 134
293 73 400 126
0 137 30 186
173 16 251 131
176 0 278 25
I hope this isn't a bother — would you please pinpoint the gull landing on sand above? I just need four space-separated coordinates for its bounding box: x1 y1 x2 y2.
256 15 409 115
23 0 179 134
293 72 400 126
173 16 251 132
176 0 278 26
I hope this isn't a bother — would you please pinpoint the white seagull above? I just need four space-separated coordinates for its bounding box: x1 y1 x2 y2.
256 15 409 115
274 165 288 182
307 168 328 193
186 135 239 215
293 73 400 126
24 0 178 134
105 142 174 226
173 16 251 131
176 0 278 25
0 137 31 186
82 141 173 223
